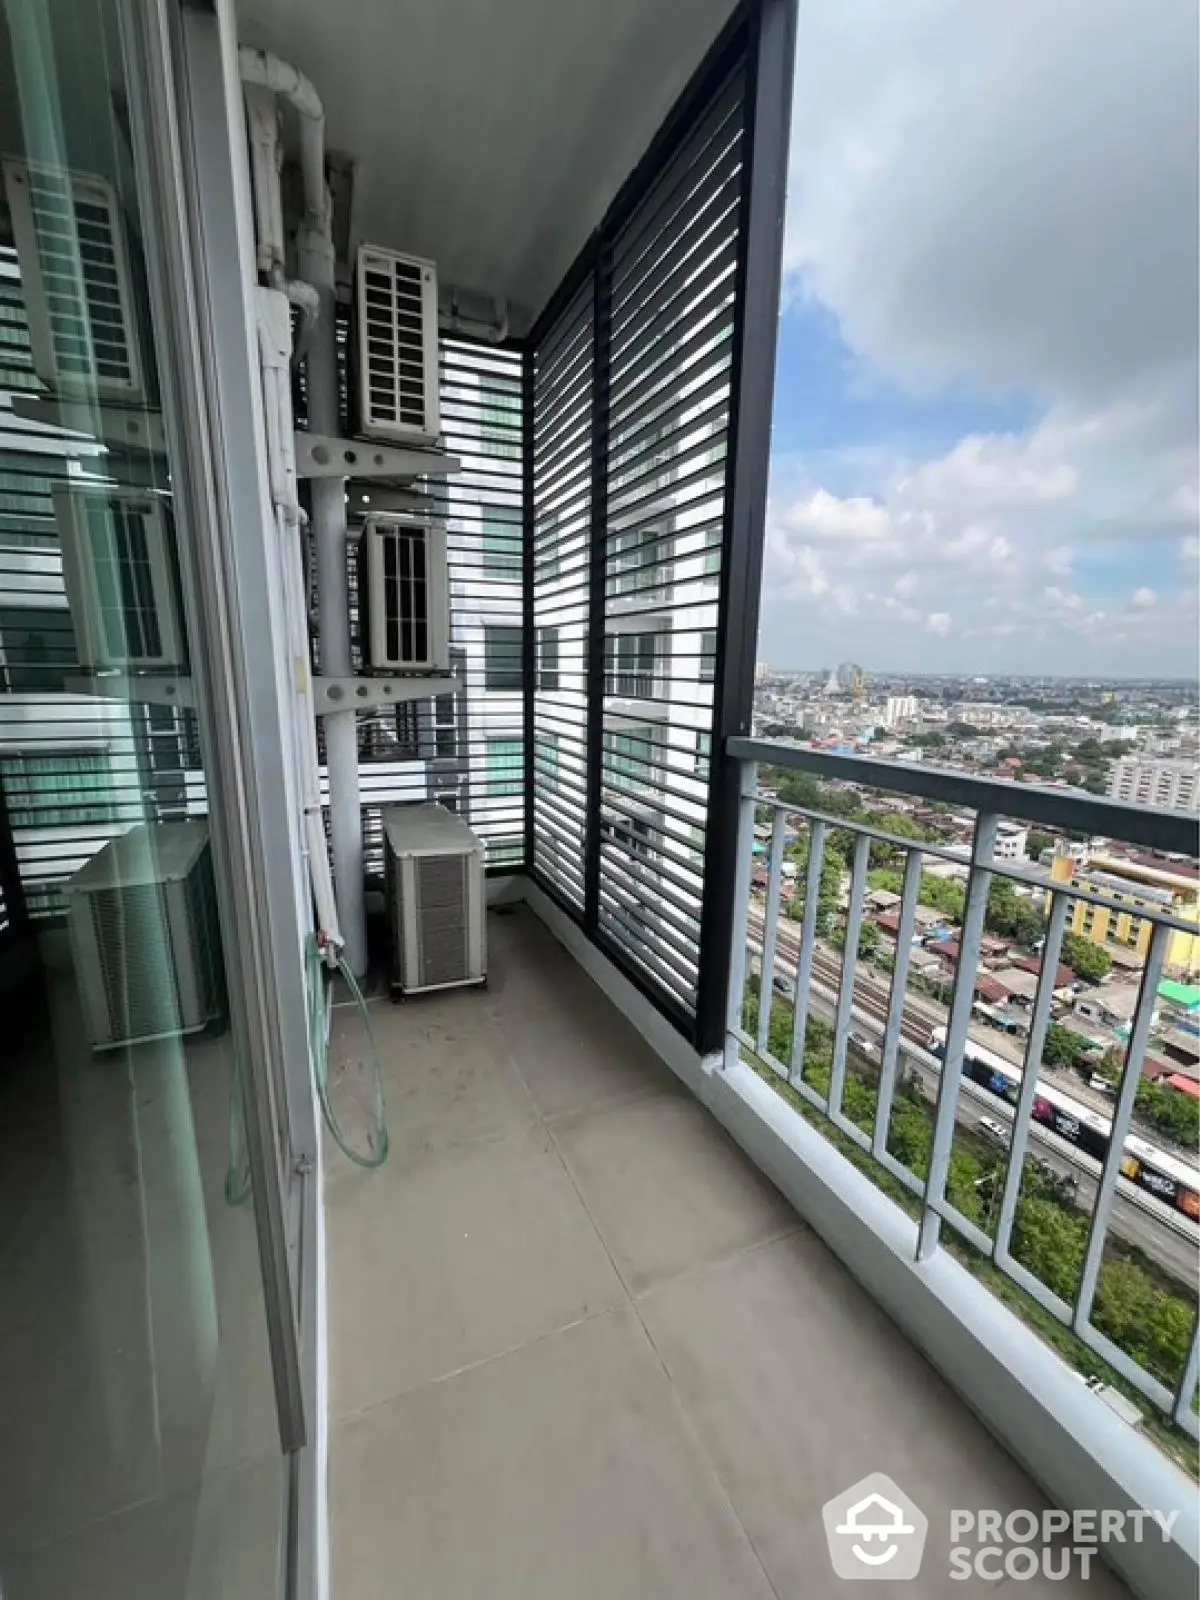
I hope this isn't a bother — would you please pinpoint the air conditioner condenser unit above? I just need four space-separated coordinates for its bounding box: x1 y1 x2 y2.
54 484 186 671
65 820 226 1050
359 514 450 672
382 804 486 997
3 157 147 403
353 244 440 444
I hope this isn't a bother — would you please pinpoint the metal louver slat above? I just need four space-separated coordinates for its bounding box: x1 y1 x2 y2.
531 282 594 911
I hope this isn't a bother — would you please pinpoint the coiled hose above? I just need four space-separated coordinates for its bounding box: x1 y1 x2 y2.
308 935 389 1169
226 935 388 1203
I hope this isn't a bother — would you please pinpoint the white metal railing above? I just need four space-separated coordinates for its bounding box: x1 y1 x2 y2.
723 739 1200 1443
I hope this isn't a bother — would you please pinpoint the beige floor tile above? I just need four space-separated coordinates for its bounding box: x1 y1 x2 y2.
330 1305 775 1600
327 1123 625 1414
551 1091 801 1293
638 1232 1134 1600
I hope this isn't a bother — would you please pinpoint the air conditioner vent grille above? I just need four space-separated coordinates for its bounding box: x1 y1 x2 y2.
380 524 429 665
415 853 468 987
360 515 448 672
355 246 439 442
89 881 181 1043
3 160 143 398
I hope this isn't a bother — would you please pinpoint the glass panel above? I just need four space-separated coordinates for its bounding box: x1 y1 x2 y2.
0 4 286 1593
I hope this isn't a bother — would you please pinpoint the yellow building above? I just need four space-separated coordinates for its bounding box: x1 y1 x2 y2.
1048 851 1200 976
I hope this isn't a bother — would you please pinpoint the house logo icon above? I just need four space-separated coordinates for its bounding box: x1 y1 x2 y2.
822 1472 928 1580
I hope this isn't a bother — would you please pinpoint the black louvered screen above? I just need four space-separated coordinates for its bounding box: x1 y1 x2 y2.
530 283 594 910
529 40 749 1033
597 62 744 1016
415 338 525 869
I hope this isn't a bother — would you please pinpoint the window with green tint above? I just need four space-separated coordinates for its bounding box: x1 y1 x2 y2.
482 503 520 575
604 631 657 697
483 625 523 690
699 628 717 682
535 730 559 781
0 605 76 691
0 749 118 827
603 726 661 793
537 626 559 691
694 729 712 779
485 736 523 796
480 381 521 459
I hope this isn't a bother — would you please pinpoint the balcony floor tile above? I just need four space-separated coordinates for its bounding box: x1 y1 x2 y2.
551 1090 803 1295
327 904 1134 1599
638 1230 1133 1599
329 1305 777 1600
328 1122 626 1415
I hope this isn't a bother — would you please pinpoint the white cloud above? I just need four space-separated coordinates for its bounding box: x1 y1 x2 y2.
760 0 1198 673
784 0 1197 419
778 488 892 544
1131 587 1157 609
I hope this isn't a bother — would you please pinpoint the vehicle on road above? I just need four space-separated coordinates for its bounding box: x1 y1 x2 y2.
927 1026 1200 1221
978 1116 1010 1148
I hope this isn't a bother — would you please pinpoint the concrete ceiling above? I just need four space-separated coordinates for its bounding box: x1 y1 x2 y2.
237 0 737 333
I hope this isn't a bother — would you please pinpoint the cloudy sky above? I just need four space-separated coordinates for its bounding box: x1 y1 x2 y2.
760 0 1199 677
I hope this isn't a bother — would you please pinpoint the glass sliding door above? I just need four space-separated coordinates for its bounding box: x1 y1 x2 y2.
0 1 302 1593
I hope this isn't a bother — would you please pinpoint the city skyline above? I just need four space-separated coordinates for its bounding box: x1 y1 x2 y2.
760 0 1199 679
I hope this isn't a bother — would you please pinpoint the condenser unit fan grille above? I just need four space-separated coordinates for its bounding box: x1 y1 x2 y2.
362 254 428 432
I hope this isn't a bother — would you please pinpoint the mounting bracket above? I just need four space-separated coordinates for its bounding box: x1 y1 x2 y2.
294 431 460 481
313 674 458 714
65 673 194 708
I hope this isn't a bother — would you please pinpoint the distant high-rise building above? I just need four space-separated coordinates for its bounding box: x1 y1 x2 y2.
1107 756 1199 815
883 695 918 728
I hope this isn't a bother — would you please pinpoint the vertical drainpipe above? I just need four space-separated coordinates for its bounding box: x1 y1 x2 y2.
296 213 367 975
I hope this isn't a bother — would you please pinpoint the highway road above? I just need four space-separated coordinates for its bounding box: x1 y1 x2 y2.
745 912 1200 1285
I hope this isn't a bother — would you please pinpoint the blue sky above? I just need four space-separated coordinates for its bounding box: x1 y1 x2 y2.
758 0 1199 679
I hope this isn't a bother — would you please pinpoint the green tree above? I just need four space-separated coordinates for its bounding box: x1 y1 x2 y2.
1012 1195 1086 1301
986 878 1046 945
1061 932 1111 984
1027 830 1054 861
1135 1079 1200 1145
1043 1022 1090 1070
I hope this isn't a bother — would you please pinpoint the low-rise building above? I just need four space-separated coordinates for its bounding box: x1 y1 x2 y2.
1048 851 1200 977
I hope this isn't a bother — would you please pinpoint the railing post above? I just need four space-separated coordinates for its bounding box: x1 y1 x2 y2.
1074 921 1170 1329
756 804 787 1059
722 759 758 1072
788 818 827 1088
918 811 998 1260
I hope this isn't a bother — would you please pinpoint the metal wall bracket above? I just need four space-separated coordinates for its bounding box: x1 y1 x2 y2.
12 394 168 457
314 674 458 713
294 431 461 481
65 673 194 708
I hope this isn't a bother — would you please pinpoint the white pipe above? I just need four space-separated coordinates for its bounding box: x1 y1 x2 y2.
239 43 367 975
297 213 367 976
238 46 326 227
255 288 342 959
440 293 509 346
286 278 320 364
242 82 285 280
